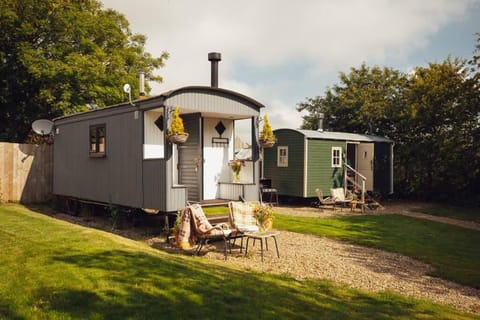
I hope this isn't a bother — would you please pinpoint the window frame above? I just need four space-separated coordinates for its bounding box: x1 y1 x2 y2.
331 146 342 168
89 124 106 158
277 146 288 167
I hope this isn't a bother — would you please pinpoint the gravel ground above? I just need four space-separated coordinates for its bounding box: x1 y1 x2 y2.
149 202 480 314
47 202 480 314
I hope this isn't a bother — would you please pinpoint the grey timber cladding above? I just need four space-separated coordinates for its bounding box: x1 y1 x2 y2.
142 160 166 210
53 109 143 207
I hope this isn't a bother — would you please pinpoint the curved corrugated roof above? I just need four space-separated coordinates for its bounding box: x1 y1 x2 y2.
276 128 393 143
160 86 265 109
54 86 265 122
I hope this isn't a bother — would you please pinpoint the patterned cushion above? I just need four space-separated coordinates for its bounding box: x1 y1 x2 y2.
229 201 259 232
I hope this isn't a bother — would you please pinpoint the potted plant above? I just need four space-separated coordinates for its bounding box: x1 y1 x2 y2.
171 210 182 246
229 159 245 183
167 106 189 144
252 203 275 232
259 114 276 148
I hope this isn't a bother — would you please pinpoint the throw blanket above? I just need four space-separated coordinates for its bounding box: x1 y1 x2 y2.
177 204 231 250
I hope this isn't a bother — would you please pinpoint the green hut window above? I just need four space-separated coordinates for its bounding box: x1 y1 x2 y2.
332 147 342 167
277 146 288 167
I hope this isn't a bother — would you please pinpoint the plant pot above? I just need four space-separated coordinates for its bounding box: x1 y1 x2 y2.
259 218 273 232
168 133 189 144
259 139 275 148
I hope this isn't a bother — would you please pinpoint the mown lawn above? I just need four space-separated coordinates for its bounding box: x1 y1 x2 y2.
410 204 480 222
1 204 478 319
275 214 480 288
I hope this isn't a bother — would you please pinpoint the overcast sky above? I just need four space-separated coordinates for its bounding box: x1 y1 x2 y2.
101 0 479 130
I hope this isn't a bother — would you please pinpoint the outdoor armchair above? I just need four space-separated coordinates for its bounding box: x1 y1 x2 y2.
228 201 260 233
177 203 232 259
330 187 353 210
228 201 260 251
315 188 336 211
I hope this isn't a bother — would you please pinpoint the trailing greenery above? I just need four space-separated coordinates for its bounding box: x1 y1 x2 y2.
297 35 480 203
0 0 168 142
275 214 480 288
1 204 477 319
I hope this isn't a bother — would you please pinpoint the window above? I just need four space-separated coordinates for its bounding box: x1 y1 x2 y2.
331 147 342 167
277 146 288 167
90 124 106 157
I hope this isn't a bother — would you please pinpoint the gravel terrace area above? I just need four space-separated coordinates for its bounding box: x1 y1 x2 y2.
45 202 480 314
149 202 480 314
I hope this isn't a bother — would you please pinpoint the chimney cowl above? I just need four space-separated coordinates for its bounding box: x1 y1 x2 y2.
208 52 221 88
317 112 325 132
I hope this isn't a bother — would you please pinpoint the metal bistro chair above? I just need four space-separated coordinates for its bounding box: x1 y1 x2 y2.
330 187 353 211
259 178 279 206
315 188 336 211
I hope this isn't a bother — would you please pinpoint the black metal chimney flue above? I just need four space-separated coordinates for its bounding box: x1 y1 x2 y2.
208 52 221 87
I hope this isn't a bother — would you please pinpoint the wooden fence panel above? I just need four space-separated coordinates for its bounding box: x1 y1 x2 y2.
0 143 53 203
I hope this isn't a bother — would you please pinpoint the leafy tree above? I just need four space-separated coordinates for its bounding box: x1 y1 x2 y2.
297 55 479 204
297 64 408 138
401 58 479 201
0 0 168 142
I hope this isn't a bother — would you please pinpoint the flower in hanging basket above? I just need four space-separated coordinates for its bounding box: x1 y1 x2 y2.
259 114 276 148
167 106 189 144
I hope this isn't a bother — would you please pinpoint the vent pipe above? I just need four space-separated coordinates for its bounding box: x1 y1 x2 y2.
139 71 145 98
317 113 325 132
208 52 221 87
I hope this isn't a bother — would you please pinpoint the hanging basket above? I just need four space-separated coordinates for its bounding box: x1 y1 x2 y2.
168 133 189 144
259 139 275 148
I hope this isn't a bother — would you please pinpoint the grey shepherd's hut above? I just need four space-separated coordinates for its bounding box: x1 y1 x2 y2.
263 129 394 199
53 53 264 213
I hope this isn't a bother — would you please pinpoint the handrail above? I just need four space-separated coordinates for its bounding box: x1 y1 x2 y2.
344 163 366 181
344 163 366 204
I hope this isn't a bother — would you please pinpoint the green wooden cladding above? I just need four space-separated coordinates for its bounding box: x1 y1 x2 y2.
264 129 305 197
263 130 345 198
264 129 393 199
305 139 345 197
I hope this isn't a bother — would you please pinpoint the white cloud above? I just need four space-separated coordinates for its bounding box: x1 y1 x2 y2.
102 0 479 129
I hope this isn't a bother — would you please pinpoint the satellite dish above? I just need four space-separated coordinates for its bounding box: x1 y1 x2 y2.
123 83 135 106
32 119 54 135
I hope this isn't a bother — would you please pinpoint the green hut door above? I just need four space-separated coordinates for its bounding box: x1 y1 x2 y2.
357 143 374 191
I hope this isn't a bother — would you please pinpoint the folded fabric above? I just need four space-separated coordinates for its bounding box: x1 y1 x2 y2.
177 204 231 249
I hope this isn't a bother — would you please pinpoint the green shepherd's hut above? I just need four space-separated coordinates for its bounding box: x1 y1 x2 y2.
262 129 394 201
